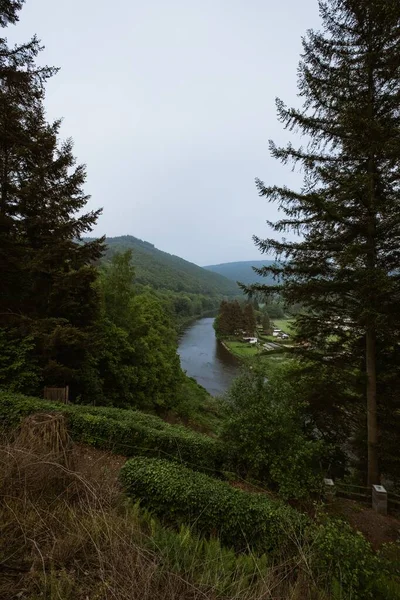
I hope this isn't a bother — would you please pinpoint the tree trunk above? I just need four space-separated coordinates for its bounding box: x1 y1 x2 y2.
366 324 379 485
365 38 379 486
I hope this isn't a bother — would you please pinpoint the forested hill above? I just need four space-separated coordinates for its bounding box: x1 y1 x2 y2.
204 260 276 285
89 235 240 296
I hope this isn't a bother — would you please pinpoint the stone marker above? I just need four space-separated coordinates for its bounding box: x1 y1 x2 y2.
372 484 387 515
324 478 336 499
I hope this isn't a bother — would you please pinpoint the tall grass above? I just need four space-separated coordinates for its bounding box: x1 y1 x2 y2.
0 431 324 600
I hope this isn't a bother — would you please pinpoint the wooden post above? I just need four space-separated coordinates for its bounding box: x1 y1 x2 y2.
372 484 387 515
44 386 69 404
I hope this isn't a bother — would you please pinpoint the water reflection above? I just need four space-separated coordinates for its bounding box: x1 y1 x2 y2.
178 317 240 396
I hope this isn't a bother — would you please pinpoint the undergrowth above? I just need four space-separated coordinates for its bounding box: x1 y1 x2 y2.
0 434 324 600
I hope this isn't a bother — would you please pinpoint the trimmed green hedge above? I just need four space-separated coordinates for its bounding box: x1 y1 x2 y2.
120 457 400 598
0 392 224 472
120 456 307 553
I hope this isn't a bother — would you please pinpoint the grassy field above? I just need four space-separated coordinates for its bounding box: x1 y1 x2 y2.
271 319 295 334
224 340 260 359
224 341 290 365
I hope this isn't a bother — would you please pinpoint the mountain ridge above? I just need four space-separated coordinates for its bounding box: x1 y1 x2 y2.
204 260 276 285
86 235 240 297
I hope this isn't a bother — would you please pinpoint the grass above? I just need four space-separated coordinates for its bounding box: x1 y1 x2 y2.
168 374 226 434
271 319 295 334
2 409 399 599
223 340 261 359
0 430 325 600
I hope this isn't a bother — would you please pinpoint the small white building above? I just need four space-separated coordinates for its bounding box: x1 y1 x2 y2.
243 337 258 344
272 329 281 337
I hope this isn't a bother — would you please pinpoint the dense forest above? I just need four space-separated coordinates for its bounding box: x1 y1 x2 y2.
93 235 240 295
1 1 400 599
88 235 243 328
204 260 277 285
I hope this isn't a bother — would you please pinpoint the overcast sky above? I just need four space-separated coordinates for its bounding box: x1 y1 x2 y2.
9 0 321 266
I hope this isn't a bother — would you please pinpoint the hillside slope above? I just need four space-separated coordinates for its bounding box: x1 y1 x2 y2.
204 260 276 285
90 235 240 296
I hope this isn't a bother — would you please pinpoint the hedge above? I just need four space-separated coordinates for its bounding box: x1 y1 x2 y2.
0 391 225 472
120 456 307 553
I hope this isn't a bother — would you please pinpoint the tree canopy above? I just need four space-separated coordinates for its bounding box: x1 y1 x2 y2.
251 0 400 484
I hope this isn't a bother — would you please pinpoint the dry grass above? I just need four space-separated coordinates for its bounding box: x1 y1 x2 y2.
0 414 325 600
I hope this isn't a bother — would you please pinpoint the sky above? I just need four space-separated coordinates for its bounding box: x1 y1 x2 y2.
9 0 322 266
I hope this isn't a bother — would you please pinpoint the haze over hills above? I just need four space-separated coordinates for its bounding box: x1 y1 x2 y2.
204 260 276 286
89 235 240 297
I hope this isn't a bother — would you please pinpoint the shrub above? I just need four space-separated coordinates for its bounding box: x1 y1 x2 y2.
311 519 400 600
120 456 307 554
222 366 325 499
0 391 224 472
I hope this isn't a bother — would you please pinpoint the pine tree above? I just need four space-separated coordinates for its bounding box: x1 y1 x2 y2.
0 0 24 26
230 300 244 334
243 303 256 336
0 2 104 397
262 312 270 334
214 300 231 338
0 9 56 315
252 0 400 484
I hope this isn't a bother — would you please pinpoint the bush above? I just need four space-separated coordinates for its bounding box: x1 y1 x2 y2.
311 519 400 600
120 456 307 554
0 391 225 472
222 365 325 499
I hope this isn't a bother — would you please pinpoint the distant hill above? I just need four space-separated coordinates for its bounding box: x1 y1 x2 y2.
89 235 240 296
203 260 276 286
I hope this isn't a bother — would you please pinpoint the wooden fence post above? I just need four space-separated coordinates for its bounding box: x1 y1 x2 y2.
44 386 69 404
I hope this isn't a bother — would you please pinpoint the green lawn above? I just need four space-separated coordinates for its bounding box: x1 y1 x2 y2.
271 319 295 335
224 340 260 359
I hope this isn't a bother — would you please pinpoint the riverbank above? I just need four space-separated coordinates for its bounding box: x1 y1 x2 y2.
177 318 239 396
218 317 295 364
176 310 218 334
221 338 289 363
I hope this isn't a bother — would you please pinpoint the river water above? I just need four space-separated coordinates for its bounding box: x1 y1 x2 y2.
177 317 240 396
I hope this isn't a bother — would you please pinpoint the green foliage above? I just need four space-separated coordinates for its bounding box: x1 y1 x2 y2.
0 391 225 472
311 519 398 600
99 249 136 328
214 299 245 338
284 360 358 478
0 330 41 394
0 8 104 399
262 312 270 333
172 375 226 433
128 292 182 409
223 341 260 360
96 252 182 411
264 301 285 319
243 303 256 335
91 235 239 296
120 456 307 554
204 260 276 285
222 365 326 499
134 507 271 596
151 288 220 330
250 0 400 484
0 1 24 26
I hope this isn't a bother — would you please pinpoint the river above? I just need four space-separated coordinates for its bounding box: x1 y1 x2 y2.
178 317 240 396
